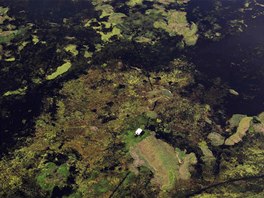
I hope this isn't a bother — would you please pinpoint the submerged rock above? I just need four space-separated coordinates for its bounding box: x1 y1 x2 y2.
229 89 239 96
199 141 216 181
225 116 253 145
228 114 247 129
207 132 225 146
130 135 197 191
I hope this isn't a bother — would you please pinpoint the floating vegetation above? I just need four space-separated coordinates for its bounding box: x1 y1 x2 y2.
32 35 39 45
154 10 198 46
84 0 198 46
130 135 197 192
36 162 70 192
64 44 79 56
0 0 264 197
46 61 72 80
225 116 253 145
3 86 28 96
207 132 225 146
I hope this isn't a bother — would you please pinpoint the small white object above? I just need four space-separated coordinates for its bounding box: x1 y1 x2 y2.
135 128 143 136
229 89 239 96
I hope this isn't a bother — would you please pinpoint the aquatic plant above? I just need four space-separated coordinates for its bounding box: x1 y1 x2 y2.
64 44 79 56
3 86 28 96
36 162 70 191
207 132 225 146
225 116 253 145
0 1 263 198
154 10 198 46
220 136 264 179
46 61 72 80
130 135 197 191
84 0 198 47
127 0 143 7
228 114 247 129
32 35 39 45
199 141 216 181
0 7 28 44
0 28 27 44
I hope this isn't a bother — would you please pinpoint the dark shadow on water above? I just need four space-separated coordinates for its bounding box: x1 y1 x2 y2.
188 15 264 116
0 89 43 157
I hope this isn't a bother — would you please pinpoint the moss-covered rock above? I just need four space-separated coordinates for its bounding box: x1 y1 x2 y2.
130 135 197 191
199 141 216 181
225 116 253 145
228 114 247 129
207 132 225 146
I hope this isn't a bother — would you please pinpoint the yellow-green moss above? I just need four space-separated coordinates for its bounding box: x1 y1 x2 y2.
3 86 27 96
4 57 15 62
64 44 79 56
127 0 143 7
130 135 197 191
46 61 72 80
153 10 198 46
225 116 253 145
32 35 39 44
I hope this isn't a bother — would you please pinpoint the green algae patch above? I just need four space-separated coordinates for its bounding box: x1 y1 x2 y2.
84 50 93 58
93 179 112 194
0 27 28 44
0 7 11 26
0 61 218 196
95 4 114 19
4 57 15 62
36 162 57 191
258 112 264 123
199 141 216 181
219 136 264 181
108 13 127 25
127 0 143 7
36 162 70 191
64 44 79 56
32 35 39 44
3 86 27 96
130 135 197 191
207 132 225 146
123 114 152 149
225 116 253 145
153 10 198 46
100 27 122 42
46 61 72 80
228 114 247 129
0 30 19 44
124 129 150 150
0 6 9 15
130 135 180 191
86 0 198 47
18 41 29 51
